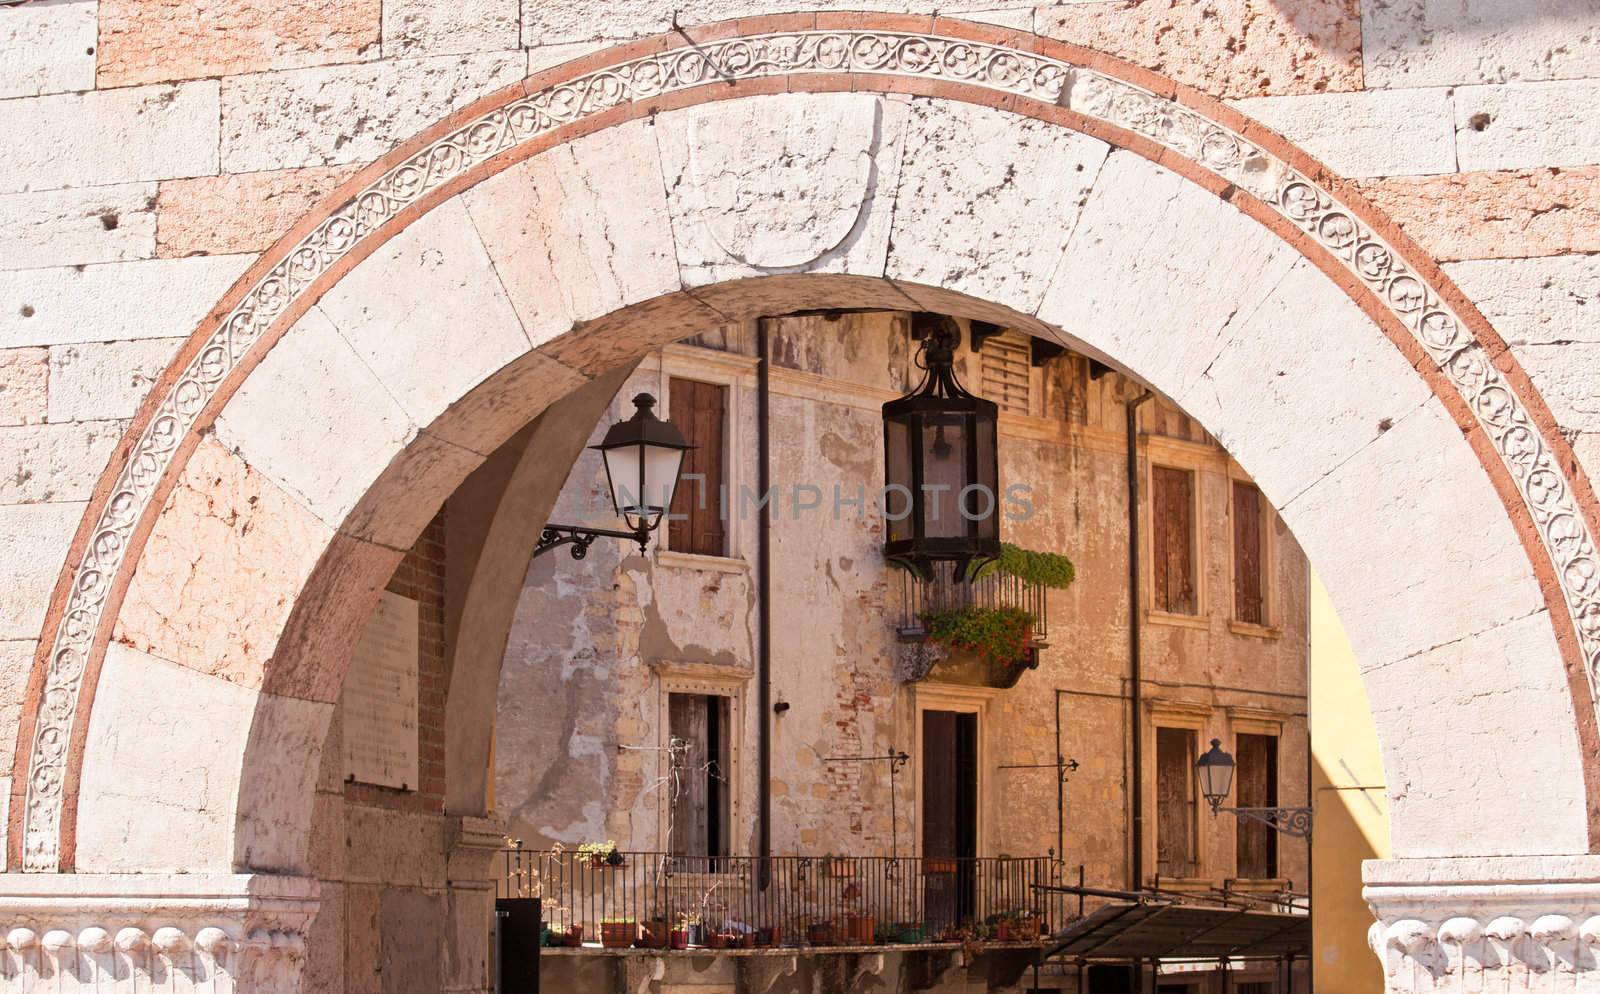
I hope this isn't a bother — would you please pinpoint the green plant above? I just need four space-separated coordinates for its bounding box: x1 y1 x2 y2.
920 604 1035 665
578 839 621 865
970 543 1076 589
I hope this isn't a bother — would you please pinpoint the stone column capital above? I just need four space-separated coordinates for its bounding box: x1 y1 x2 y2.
1 873 319 993
1365 856 1600 992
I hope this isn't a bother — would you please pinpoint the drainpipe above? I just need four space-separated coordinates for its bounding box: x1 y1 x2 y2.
1126 391 1152 891
757 319 773 890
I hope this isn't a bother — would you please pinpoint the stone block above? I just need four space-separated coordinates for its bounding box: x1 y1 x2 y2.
654 93 908 287
156 165 361 258
1455 78 1600 171
423 351 589 458
97 0 380 87
1039 0 1363 98
47 338 186 424
0 499 84 640
0 0 96 99
0 348 48 426
307 790 348 879
317 198 531 428
0 639 33 772
1173 258 1434 509
302 879 346 994
214 308 417 530
0 421 123 505
0 183 157 270
347 883 382 994
1281 397 1546 670
113 436 334 689
0 82 220 195
464 119 681 345
1446 255 1600 347
1230 86 1457 177
383 0 520 57
1358 166 1600 261
1506 341 1600 434
0 255 252 350
1362 0 1600 88
219 50 526 171
234 690 338 872
75 643 260 872
1363 610 1590 857
342 806 448 888
886 97 1108 318
1037 149 1299 400
341 431 484 549
379 887 447 994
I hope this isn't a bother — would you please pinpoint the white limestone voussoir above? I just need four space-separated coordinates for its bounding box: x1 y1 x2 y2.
654 92 910 287
212 309 418 532
317 198 531 428
1282 397 1547 672
1037 149 1300 400
233 691 338 875
0 82 221 196
74 644 262 873
463 118 682 346
1175 258 1435 506
0 255 253 350
886 97 1110 318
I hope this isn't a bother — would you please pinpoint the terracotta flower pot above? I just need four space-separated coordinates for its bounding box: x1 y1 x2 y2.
807 922 833 947
601 921 637 949
669 929 689 950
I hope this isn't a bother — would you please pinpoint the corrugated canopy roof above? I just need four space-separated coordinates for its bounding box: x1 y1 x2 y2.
1046 902 1310 962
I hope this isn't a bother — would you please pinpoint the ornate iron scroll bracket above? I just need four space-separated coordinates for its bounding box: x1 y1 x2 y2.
1218 806 1313 840
533 523 652 560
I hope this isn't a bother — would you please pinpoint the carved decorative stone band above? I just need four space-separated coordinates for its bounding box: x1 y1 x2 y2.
0 873 319 993
21 24 1600 870
1365 857 1600 993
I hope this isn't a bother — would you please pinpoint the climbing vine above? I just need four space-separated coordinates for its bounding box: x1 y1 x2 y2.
969 543 1077 589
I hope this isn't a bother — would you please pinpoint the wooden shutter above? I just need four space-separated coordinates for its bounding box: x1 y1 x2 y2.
668 378 727 557
1151 467 1196 614
1233 482 1265 625
1235 733 1279 879
668 693 709 860
1155 727 1196 878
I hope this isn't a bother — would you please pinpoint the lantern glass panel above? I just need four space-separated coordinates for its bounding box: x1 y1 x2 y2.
920 413 967 538
972 414 998 541
885 417 913 543
641 445 686 517
601 443 641 518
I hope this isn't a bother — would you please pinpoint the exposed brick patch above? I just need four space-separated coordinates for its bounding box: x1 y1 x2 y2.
1036 0 1363 99
156 166 362 258
97 0 381 88
1358 167 1600 262
345 508 449 812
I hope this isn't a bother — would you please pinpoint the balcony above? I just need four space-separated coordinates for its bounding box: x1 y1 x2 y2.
895 560 1050 688
499 848 1070 952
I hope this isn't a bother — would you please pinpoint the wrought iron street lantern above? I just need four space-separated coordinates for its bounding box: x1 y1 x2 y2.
534 393 692 560
1195 737 1313 840
882 314 1001 581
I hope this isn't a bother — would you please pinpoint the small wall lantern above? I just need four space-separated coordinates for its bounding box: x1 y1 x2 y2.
1196 738 1236 813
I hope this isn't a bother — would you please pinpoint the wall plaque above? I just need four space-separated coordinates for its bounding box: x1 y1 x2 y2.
342 590 420 790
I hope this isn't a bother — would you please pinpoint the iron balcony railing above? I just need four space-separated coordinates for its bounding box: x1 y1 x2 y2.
500 848 1071 950
896 559 1049 645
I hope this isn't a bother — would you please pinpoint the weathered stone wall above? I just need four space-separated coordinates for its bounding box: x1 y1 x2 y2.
495 312 1312 904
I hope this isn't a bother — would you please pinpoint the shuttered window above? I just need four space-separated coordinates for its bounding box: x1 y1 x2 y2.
1156 727 1197 878
667 378 727 557
1151 467 1197 615
1235 733 1279 879
980 333 1031 415
1233 482 1266 626
667 693 730 861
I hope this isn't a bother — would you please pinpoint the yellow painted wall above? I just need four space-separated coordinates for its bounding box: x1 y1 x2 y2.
1310 573 1390 993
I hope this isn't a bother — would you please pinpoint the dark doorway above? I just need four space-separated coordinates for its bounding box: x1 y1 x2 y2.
922 709 978 929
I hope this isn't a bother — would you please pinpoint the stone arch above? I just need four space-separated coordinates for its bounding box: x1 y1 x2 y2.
9 16 1600 889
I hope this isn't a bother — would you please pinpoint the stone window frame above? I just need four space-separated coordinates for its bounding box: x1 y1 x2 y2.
650 660 750 857
650 344 758 574
1145 699 1215 887
907 682 1001 860
1225 462 1281 639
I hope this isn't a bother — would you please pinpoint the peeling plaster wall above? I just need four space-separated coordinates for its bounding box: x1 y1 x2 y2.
495 313 1311 901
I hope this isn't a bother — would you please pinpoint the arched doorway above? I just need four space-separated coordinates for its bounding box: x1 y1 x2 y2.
7 17 1599 994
